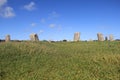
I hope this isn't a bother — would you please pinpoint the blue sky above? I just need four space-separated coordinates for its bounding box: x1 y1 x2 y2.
0 0 120 41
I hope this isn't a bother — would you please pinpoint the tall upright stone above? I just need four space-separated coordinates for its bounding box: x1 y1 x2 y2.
5 35 11 42
105 36 108 41
97 33 104 41
109 34 114 41
30 33 39 41
74 32 80 41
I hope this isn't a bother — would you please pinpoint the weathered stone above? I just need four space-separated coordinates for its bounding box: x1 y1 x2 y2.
105 36 108 41
109 34 114 41
5 35 10 42
30 33 39 41
74 32 80 41
97 33 104 41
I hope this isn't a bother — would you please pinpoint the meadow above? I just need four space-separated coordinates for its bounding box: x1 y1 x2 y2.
0 41 120 80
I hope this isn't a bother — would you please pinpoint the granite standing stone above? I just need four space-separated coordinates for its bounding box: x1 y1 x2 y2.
97 33 104 41
74 32 80 41
109 34 114 41
5 35 10 42
30 33 39 41
105 36 108 41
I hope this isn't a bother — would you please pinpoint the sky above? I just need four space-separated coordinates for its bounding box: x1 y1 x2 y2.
0 0 120 41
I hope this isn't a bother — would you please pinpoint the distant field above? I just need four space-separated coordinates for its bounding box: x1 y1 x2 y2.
0 41 120 80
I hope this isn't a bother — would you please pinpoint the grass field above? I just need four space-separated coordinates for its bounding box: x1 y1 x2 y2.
0 41 120 80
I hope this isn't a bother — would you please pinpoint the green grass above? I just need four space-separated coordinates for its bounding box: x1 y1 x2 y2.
0 41 120 80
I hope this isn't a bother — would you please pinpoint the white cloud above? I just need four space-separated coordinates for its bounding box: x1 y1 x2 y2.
49 23 56 28
48 11 59 19
38 30 44 35
0 0 15 18
24 2 36 11
0 0 7 7
40 18 45 23
39 30 44 33
1 7 15 18
31 23 36 27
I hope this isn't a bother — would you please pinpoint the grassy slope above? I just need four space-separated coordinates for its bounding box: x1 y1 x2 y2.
0 41 120 80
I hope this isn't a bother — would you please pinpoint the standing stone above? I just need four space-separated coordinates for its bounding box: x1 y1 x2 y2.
5 35 11 42
74 32 80 41
109 34 114 41
97 33 104 41
105 36 108 41
30 33 39 41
